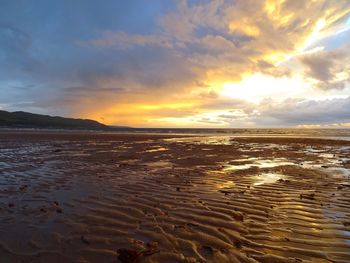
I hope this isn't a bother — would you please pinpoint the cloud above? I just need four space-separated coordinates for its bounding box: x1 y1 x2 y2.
258 97 350 124
299 46 350 90
0 23 43 79
85 0 350 83
1 0 350 127
86 31 175 50
187 96 350 127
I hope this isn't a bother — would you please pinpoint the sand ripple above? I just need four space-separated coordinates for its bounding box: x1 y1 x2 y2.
0 133 349 262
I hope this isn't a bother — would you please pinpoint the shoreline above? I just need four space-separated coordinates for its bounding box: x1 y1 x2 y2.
1 130 350 143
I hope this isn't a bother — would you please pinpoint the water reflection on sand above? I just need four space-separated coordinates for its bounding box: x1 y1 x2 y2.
0 133 349 262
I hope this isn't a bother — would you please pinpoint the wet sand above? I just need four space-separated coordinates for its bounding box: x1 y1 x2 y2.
0 132 349 263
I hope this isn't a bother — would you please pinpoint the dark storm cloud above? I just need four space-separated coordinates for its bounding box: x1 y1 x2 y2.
0 0 176 115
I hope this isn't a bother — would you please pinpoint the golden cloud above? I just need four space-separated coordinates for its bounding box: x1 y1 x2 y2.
79 0 350 127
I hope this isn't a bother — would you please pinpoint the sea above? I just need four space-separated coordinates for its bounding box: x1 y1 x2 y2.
2 128 350 141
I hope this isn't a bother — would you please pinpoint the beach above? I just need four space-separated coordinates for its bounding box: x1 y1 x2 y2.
0 131 349 263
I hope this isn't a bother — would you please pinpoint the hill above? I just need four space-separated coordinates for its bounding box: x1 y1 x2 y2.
0 110 109 130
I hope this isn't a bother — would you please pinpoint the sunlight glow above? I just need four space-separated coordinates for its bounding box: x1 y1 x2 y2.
229 20 260 37
300 19 326 51
221 74 307 103
150 110 238 128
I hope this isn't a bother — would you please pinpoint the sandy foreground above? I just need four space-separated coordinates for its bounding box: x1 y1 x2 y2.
0 132 349 263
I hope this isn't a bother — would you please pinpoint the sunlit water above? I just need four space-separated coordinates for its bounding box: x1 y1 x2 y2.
112 128 350 141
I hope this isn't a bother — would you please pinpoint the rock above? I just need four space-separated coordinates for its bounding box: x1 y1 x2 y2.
234 240 242 249
219 190 231 195
201 245 214 256
300 193 315 200
19 185 28 191
232 212 244 222
117 248 140 263
146 241 158 251
81 235 90 245
117 245 160 263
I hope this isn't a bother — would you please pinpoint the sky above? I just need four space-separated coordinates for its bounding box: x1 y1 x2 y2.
1 0 350 128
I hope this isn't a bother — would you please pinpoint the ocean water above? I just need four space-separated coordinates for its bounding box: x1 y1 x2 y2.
2 128 350 141
122 128 350 140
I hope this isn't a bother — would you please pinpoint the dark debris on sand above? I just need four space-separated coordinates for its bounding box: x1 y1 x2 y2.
117 241 159 263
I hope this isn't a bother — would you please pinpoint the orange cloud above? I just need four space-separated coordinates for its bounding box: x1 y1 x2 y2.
78 0 350 127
